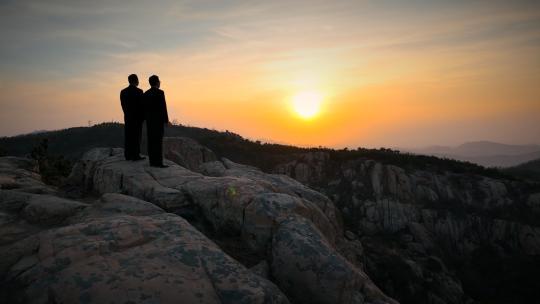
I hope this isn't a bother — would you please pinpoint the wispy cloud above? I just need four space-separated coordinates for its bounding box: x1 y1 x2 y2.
0 0 539 146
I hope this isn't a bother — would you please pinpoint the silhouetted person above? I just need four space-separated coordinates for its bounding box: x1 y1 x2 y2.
143 75 170 168
120 74 145 161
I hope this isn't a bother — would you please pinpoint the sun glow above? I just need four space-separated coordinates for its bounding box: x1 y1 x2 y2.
292 91 323 119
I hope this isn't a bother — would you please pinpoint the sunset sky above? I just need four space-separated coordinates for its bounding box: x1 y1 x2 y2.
1 0 539 148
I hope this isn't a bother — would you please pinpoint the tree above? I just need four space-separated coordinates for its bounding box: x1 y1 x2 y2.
30 138 72 186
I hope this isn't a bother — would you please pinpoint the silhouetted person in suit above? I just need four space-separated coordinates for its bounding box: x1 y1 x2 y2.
120 74 145 161
143 75 170 168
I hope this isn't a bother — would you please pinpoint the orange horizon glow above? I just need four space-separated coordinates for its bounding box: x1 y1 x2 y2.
0 1 539 148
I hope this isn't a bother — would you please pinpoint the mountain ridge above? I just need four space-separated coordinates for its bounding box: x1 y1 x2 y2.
399 141 540 167
0 122 514 181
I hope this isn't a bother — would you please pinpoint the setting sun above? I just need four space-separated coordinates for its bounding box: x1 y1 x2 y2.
291 91 323 119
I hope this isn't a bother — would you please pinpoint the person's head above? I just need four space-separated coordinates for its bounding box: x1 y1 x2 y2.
149 75 160 88
128 74 139 86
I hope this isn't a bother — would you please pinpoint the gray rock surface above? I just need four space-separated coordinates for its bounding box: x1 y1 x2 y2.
0 157 290 304
272 216 398 304
163 136 217 171
69 148 341 249
0 157 54 194
0 147 399 304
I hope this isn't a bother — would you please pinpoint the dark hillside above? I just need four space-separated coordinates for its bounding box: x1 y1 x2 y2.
503 158 540 182
0 123 124 159
0 122 513 181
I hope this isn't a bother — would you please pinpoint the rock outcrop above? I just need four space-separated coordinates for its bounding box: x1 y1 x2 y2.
0 157 55 195
1 156 289 304
273 152 540 303
272 216 391 304
1 147 398 304
163 137 217 172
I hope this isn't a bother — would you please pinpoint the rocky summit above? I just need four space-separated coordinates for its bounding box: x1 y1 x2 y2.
2 135 539 304
0 143 397 304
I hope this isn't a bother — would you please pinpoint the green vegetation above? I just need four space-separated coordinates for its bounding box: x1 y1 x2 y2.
29 138 72 186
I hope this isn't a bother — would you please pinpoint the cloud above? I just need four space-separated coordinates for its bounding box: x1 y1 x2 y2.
0 0 539 145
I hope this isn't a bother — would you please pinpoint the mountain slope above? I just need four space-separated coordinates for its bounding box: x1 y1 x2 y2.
401 141 540 168
412 141 540 157
503 158 540 182
272 150 540 304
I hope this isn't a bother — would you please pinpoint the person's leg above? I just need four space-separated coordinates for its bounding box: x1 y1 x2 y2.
124 118 132 160
133 118 144 158
147 123 157 165
156 125 164 165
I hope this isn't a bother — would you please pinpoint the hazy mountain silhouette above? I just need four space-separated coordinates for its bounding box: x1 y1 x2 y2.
400 141 540 167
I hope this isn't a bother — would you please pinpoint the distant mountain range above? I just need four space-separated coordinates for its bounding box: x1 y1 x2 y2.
400 141 540 167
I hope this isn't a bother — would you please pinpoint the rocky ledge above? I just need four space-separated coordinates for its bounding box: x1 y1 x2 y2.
0 146 397 304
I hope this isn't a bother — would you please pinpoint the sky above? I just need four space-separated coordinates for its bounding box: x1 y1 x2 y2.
0 0 539 148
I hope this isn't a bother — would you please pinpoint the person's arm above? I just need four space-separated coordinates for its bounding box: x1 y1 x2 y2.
120 91 128 114
161 91 170 124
